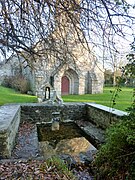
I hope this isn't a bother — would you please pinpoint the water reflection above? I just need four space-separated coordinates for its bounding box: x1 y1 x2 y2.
39 137 96 159
37 122 97 159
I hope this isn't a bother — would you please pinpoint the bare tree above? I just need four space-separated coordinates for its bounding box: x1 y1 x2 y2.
106 53 127 85
0 0 135 64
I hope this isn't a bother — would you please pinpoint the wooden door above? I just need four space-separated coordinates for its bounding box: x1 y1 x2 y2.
61 76 69 95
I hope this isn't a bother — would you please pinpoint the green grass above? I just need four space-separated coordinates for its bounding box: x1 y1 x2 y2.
0 86 134 111
62 87 134 111
0 86 37 105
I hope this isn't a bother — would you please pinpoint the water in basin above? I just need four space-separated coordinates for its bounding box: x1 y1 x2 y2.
36 121 97 161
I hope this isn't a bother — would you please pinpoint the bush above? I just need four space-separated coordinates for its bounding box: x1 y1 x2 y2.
2 75 30 93
94 113 135 179
1 76 13 88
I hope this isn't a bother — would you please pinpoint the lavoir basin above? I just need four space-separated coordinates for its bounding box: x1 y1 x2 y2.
36 121 97 162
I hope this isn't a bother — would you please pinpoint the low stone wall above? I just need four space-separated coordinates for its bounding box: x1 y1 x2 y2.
86 103 128 129
21 103 86 123
0 102 128 158
0 105 20 158
21 103 127 127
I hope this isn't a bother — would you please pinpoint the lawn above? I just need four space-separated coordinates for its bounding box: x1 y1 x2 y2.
0 86 37 105
62 87 134 111
0 86 134 111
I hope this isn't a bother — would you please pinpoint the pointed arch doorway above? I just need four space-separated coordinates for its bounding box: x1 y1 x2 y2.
61 76 70 95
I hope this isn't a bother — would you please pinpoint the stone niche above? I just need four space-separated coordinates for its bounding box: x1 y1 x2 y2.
0 105 20 158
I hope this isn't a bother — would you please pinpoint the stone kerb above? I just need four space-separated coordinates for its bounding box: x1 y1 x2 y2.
86 103 128 129
0 105 20 158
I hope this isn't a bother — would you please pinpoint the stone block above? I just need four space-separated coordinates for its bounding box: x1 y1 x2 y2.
0 105 20 158
86 103 127 129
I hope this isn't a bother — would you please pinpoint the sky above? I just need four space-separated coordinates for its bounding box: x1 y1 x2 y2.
94 0 135 70
126 0 135 5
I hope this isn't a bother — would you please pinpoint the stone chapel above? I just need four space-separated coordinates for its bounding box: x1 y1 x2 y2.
0 0 104 101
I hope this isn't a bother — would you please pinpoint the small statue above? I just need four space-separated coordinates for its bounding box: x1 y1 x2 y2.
45 87 50 100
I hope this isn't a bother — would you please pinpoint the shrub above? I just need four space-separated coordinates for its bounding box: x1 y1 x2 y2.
94 113 135 179
2 75 30 94
1 76 13 88
94 54 135 179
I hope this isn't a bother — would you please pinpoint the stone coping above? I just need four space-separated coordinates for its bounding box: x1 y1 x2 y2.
19 102 85 106
0 104 20 132
86 103 128 117
0 104 20 158
2 102 127 120
4 102 128 119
